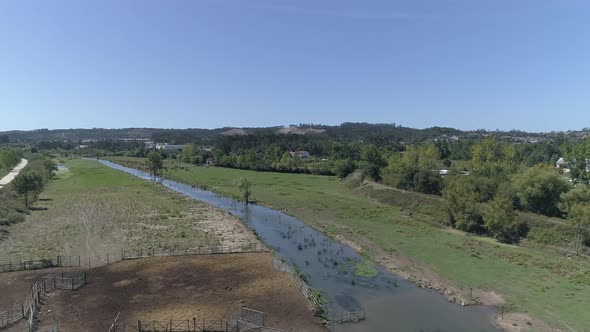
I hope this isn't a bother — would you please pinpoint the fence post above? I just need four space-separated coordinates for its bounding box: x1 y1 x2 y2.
193 317 196 332
78 255 81 267
138 320 141 332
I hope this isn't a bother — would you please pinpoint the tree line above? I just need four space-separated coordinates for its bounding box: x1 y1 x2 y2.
1 155 57 226
0 148 22 171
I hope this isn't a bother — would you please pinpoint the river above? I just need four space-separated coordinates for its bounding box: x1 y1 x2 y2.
97 159 500 332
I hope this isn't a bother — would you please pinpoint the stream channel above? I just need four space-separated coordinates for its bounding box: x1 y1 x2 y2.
97 159 500 332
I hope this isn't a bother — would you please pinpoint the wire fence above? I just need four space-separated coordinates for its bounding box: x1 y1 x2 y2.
0 256 82 273
0 272 86 331
1 245 363 330
271 256 326 318
271 255 365 325
110 308 285 332
0 243 267 274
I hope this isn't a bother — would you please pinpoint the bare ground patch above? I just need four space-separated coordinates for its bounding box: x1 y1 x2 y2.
34 253 325 332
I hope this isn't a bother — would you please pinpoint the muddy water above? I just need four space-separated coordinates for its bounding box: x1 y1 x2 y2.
98 160 500 332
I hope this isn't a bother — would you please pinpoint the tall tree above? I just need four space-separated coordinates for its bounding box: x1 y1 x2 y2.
470 138 505 177
443 175 498 232
180 143 199 164
569 141 590 184
237 177 251 203
147 152 164 177
482 195 528 243
513 164 571 217
43 159 58 179
12 172 44 208
568 203 590 255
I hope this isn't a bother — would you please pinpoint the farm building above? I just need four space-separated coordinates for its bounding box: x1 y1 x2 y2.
289 150 311 158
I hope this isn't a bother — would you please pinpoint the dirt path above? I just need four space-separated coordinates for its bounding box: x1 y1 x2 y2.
0 159 28 189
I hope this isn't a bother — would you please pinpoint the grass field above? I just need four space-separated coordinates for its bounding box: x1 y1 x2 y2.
106 156 590 331
0 159 257 259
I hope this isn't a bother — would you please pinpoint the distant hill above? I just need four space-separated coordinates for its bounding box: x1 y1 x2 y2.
2 123 581 145
0 123 466 144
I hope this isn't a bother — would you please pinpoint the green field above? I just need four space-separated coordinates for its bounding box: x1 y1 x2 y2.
106 156 590 331
0 159 255 260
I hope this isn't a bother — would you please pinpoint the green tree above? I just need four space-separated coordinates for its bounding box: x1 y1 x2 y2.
443 176 498 232
568 203 590 255
482 195 528 243
333 159 356 179
363 163 382 182
180 143 199 164
0 148 21 169
560 184 590 214
12 172 44 208
383 145 442 194
43 159 58 179
361 145 386 167
147 152 164 177
569 141 590 184
435 140 451 159
503 144 520 174
470 138 505 177
237 177 251 203
513 164 571 217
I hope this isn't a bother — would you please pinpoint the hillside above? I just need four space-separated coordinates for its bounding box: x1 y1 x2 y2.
0 123 467 144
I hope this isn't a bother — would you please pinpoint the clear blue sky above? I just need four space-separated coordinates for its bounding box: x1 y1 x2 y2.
1 0 589 132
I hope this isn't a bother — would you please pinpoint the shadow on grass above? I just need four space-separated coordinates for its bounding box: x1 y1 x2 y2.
0 228 10 242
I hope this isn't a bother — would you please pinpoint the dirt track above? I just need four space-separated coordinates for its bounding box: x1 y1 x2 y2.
29 253 325 332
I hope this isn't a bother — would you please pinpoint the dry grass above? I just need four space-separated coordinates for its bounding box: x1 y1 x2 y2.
0 159 257 259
